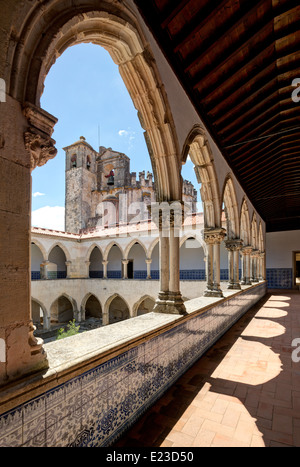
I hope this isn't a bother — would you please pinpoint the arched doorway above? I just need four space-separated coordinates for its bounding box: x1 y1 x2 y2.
126 242 147 279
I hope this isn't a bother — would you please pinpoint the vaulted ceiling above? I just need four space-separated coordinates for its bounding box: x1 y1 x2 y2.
134 0 300 232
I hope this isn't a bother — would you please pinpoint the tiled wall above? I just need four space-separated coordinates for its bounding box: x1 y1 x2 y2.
266 268 293 289
0 282 266 447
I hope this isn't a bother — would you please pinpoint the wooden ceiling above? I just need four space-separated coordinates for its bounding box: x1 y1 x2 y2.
134 0 300 232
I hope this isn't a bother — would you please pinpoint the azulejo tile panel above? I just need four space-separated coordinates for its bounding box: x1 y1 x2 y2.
0 283 266 447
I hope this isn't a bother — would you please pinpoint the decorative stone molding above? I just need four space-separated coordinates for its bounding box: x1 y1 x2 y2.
23 102 58 171
225 239 243 251
204 228 226 244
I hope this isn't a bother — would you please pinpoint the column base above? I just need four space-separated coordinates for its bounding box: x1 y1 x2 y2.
204 288 223 298
241 279 252 286
153 292 187 315
227 283 241 290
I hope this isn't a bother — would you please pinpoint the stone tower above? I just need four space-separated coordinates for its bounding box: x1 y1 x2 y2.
63 136 98 233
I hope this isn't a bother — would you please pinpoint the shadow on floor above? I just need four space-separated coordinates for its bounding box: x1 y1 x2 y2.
114 290 300 447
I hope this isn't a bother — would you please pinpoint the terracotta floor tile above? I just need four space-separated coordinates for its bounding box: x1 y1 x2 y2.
114 291 300 448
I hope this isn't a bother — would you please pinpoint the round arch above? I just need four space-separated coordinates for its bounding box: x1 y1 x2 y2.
11 2 182 201
182 125 221 228
221 176 240 240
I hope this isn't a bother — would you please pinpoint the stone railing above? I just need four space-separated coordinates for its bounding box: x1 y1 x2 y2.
0 282 266 447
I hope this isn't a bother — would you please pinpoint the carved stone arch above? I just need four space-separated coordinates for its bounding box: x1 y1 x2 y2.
124 238 147 260
31 239 48 262
86 243 104 262
10 1 182 200
258 222 264 252
221 175 240 240
81 293 103 320
147 237 160 260
251 213 258 249
240 198 251 246
182 125 221 229
104 293 131 321
132 295 156 317
103 241 124 262
47 242 71 263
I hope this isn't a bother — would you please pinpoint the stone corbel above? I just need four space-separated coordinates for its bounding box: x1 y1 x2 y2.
23 102 58 171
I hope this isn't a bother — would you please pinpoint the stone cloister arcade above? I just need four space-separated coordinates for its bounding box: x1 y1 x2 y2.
0 0 272 447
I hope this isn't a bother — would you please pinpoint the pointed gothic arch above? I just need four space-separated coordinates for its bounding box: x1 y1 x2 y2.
11 2 182 201
240 199 251 246
221 176 240 240
182 125 221 229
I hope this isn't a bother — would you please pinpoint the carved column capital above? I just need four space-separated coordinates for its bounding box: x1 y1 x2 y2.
204 228 226 245
23 102 58 171
225 239 243 251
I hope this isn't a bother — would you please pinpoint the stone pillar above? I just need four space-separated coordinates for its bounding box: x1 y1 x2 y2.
225 239 243 290
102 260 108 279
146 259 152 279
122 259 129 279
0 100 57 385
152 202 186 315
241 246 252 285
260 251 266 280
66 260 72 278
204 229 226 297
251 249 260 282
167 215 186 315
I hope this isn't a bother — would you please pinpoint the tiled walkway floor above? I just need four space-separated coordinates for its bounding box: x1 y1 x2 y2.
115 290 300 447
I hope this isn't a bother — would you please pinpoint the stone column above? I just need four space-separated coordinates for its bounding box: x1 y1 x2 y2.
167 213 186 315
146 259 152 279
204 229 226 297
102 260 108 279
122 259 129 279
260 251 266 280
241 246 252 285
251 249 260 282
153 226 170 312
225 239 243 290
0 101 58 385
66 260 73 279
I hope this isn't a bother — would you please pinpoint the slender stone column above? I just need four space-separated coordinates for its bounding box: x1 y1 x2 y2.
225 239 243 289
204 229 226 297
241 246 252 285
153 226 170 312
260 251 266 280
167 215 186 315
102 260 108 279
251 249 260 282
122 259 129 279
146 259 152 279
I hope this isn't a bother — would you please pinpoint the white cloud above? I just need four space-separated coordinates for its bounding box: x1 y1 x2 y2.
118 130 128 137
33 192 45 198
32 206 65 231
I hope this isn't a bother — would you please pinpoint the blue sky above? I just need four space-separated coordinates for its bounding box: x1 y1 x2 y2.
31 43 198 230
